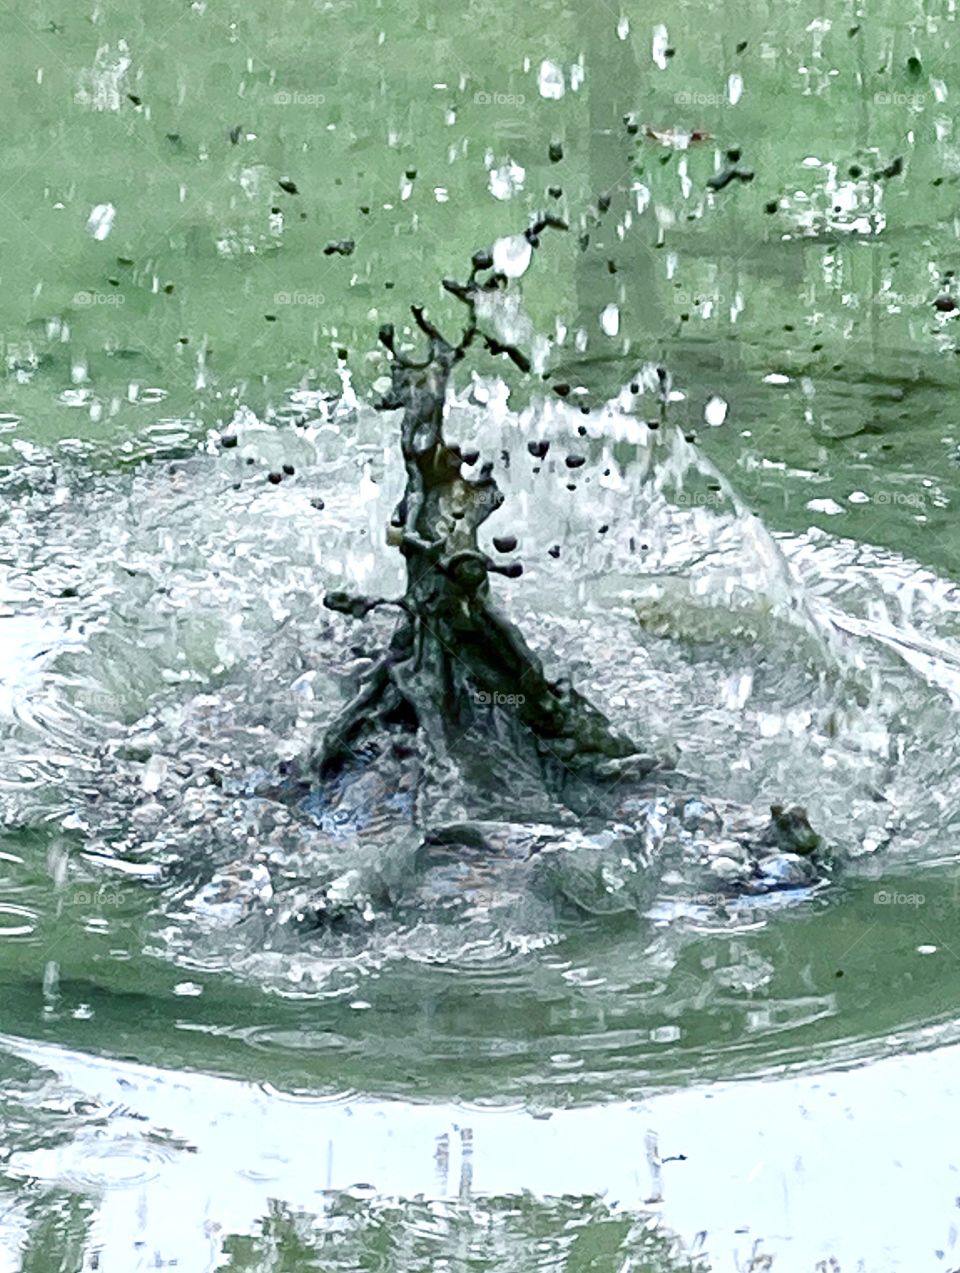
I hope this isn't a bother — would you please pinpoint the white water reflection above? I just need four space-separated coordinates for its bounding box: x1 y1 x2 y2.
2 1030 959 1271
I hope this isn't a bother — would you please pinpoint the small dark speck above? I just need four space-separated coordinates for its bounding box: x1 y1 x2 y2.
229 125 242 144
764 200 779 214
127 93 142 106
553 383 571 397
405 168 417 179
493 535 518 553
598 524 608 534
647 420 660 431
178 336 189 344
278 178 299 194
848 24 860 35
836 969 844 977
873 156 903 181
311 497 325 510
664 46 675 58
726 147 741 162
324 240 355 256
264 314 277 322
527 440 549 459
607 259 618 274
117 256 134 266
220 434 238 449
577 425 587 437
282 463 295 476
360 205 371 214
163 282 175 294
245 457 256 466
548 185 562 198
566 454 586 468
597 192 611 213
579 405 589 415
338 346 349 359
108 277 120 287
566 483 577 491
934 295 958 313
165 133 181 144
549 141 563 162
707 167 754 191
736 40 748 52
268 471 283 484
548 545 560 558
629 381 639 393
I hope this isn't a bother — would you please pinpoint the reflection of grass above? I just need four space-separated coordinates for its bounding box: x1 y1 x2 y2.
15 1188 95 1273
220 1194 709 1273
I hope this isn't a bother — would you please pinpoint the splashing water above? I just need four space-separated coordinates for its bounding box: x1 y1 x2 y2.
1 365 959 1017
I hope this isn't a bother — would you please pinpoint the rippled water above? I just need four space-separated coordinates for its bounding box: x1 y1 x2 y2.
3 370 960 1119
6 0 960 1266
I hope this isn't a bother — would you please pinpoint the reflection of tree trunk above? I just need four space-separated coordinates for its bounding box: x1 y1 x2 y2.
575 5 664 359
312 227 656 791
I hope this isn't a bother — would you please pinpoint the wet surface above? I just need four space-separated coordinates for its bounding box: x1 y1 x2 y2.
1 379 958 1102
4 0 960 1267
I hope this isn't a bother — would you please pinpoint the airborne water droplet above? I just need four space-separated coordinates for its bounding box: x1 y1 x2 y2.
492 234 533 279
600 303 620 336
652 25 670 70
538 59 565 99
704 395 728 427
86 203 116 240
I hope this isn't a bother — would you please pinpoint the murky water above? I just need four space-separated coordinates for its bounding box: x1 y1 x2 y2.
4 373 960 1268
3 1 960 1269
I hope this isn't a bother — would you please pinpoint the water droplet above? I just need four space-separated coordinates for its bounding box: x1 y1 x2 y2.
86 203 116 240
